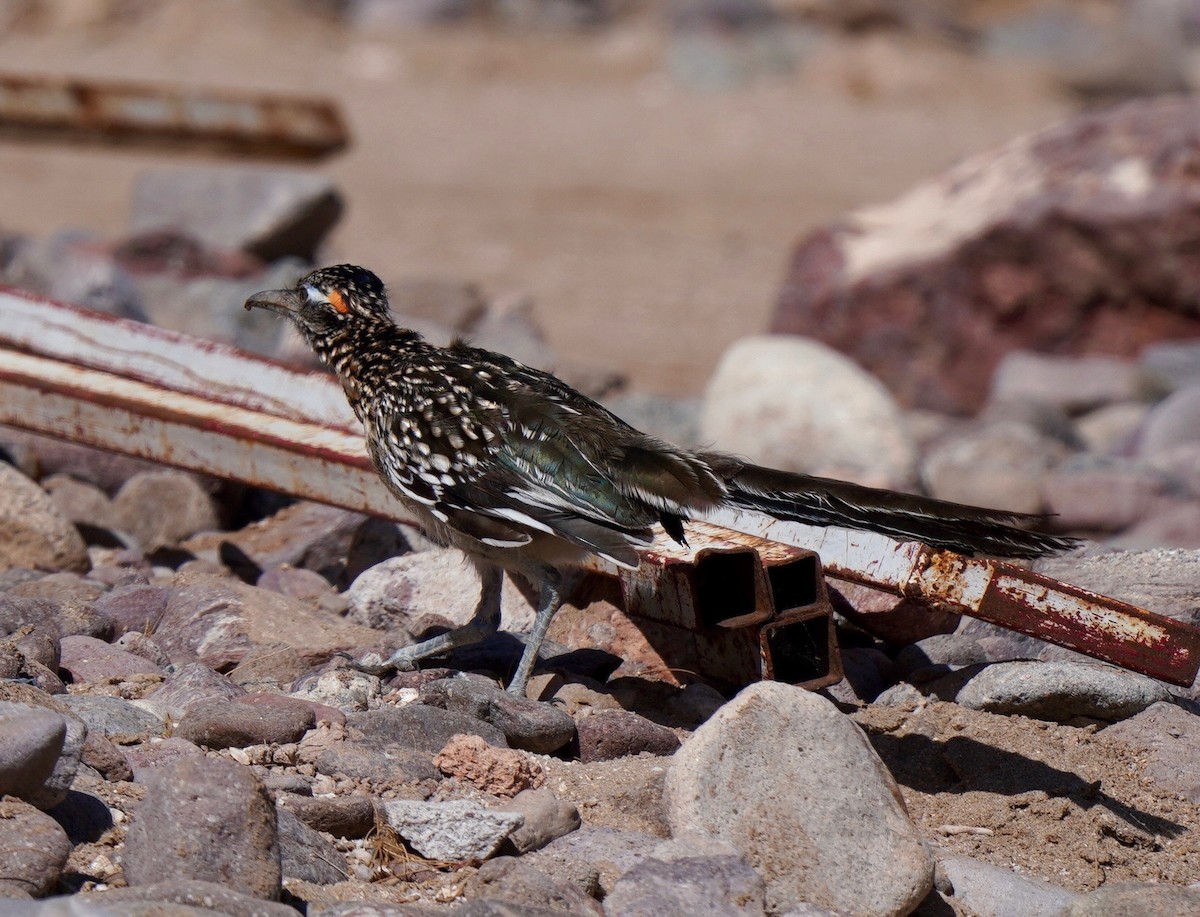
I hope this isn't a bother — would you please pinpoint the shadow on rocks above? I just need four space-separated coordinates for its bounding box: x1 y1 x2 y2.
868 730 1184 839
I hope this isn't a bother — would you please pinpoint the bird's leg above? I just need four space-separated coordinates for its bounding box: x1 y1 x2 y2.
506 568 564 697
344 564 504 676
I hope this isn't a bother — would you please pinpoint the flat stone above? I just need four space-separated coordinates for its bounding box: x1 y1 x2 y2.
59 634 164 683
175 693 315 749
348 701 508 751
80 732 133 782
419 677 575 753
935 853 1079 917
290 668 382 713
989 351 1139 415
123 755 281 899
665 682 933 916
380 799 524 862
954 661 1169 723
576 709 680 762
0 795 72 897
0 594 60 669
314 742 439 786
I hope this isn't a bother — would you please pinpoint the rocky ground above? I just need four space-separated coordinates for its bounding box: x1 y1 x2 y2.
5 2 1200 916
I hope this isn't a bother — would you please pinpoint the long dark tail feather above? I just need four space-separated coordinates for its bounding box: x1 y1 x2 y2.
705 456 1081 559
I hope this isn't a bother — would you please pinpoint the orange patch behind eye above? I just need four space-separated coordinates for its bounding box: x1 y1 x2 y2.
327 289 349 314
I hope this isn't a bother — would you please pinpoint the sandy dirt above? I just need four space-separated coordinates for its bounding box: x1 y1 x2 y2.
0 0 1074 393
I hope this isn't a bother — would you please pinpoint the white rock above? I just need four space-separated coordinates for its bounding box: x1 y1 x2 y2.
701 336 917 487
381 799 523 862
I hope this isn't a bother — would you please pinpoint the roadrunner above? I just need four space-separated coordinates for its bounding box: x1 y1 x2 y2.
246 265 1078 695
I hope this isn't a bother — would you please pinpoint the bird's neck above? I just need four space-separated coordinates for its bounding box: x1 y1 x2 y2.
308 319 423 399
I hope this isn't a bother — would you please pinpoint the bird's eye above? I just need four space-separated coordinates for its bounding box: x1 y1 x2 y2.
326 289 350 314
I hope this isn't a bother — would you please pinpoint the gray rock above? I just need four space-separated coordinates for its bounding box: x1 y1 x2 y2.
419 677 575 754
277 807 348 885
256 564 336 602
4 229 147 320
665 682 933 916
380 799 523 862
0 796 72 897
175 693 315 749
989 351 1139 415
934 853 1079 917
498 787 581 854
0 595 60 670
291 668 382 713
605 849 767 917
43 474 115 528
153 572 382 672
1034 549 1200 630
823 646 894 705
314 741 439 786
0 703 67 805
9 575 112 641
80 879 298 917
276 792 376 839
1040 456 1184 533
109 472 219 550
59 634 164 683
346 551 536 635
130 166 342 262
463 856 604 916
1061 880 1200 916
184 501 414 590
0 687 87 809
1103 701 1200 804
123 755 281 899
1139 386 1200 461
349 700 508 751
1074 401 1149 456
58 694 164 741
894 634 991 682
140 662 245 721
922 421 1065 515
575 709 680 762
954 660 1170 723
701 336 918 488
1141 340 1200 397
523 826 659 897
0 461 90 574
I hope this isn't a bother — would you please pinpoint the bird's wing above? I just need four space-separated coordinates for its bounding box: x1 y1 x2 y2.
370 347 724 567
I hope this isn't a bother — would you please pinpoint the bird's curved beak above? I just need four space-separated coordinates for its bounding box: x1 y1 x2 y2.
244 288 305 314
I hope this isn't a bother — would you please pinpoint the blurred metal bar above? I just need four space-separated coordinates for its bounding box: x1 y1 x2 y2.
0 73 347 159
1 287 1197 687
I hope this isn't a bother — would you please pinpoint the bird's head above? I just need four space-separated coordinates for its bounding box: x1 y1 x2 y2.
244 264 392 338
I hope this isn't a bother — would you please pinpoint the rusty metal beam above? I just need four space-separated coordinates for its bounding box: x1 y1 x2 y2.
1 287 1197 686
0 73 347 159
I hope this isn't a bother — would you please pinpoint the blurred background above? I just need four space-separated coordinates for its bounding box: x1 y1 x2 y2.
4 0 1200 550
